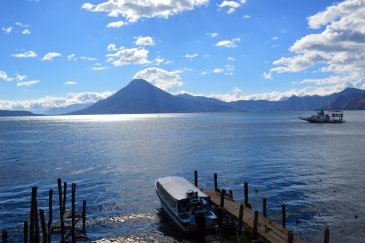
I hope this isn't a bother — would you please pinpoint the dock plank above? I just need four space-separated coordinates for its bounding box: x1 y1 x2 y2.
203 190 306 243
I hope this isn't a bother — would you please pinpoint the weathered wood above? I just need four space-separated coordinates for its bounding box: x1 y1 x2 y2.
288 230 294 243
82 200 86 234
39 209 47 243
72 183 76 243
263 197 267 217
282 204 286 228
48 189 53 243
214 173 218 191
194 170 198 188
29 186 39 243
253 210 258 239
244 182 249 207
229 189 233 199
24 220 28 243
57 178 65 243
220 189 226 208
238 204 244 234
63 182 67 215
324 227 330 243
203 190 306 243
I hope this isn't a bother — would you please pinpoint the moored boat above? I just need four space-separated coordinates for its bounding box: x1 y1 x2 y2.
155 176 217 232
298 110 344 123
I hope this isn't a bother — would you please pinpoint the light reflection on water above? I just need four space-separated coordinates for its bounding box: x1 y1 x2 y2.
1 111 365 242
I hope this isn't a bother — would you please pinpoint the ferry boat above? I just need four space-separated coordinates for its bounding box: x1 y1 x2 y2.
298 110 344 123
155 176 217 232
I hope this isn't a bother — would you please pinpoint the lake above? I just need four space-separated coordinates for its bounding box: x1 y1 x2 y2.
1 111 365 242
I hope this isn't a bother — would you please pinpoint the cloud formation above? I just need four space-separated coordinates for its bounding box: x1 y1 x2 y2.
82 0 208 23
106 20 125 28
135 36 155 46
12 50 37 58
218 0 246 14
215 38 240 48
42 52 62 61
16 80 39 87
0 91 114 111
133 67 183 90
265 0 365 90
106 46 150 66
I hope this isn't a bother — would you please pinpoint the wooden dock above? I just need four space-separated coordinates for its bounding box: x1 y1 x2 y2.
203 189 305 243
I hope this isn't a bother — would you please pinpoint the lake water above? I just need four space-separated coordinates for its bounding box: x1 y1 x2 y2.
1 112 365 242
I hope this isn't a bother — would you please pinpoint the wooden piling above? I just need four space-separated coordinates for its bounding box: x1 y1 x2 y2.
324 227 330 243
238 203 244 234
228 189 233 199
214 173 218 191
39 209 47 243
253 210 258 239
244 182 249 207
72 183 76 243
282 204 286 228
2 230 8 243
194 170 198 187
288 230 294 243
63 182 67 215
24 220 28 243
220 189 226 208
57 178 65 243
48 189 52 242
263 197 267 217
82 200 86 234
30 186 40 243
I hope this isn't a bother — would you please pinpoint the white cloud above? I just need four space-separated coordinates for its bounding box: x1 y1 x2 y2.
42 52 61 61
243 14 251 19
22 29 31 35
92 63 109 71
0 71 14 82
16 80 39 87
227 56 235 61
207 32 218 38
265 0 365 90
213 67 224 73
107 43 118 51
218 0 246 14
67 54 97 61
133 67 183 90
215 38 240 48
106 20 125 28
135 36 155 46
82 0 208 23
65 81 77 85
185 53 199 60
272 36 278 41
0 91 114 111
15 74 27 82
2 26 13 34
12 50 37 58
153 56 171 65
106 47 149 66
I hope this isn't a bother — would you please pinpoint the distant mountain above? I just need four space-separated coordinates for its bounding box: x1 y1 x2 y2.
70 79 236 114
69 79 365 115
43 103 91 115
0 110 36 117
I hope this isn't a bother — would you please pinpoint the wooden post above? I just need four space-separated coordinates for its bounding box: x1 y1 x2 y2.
194 170 198 187
63 182 67 215
229 189 233 199
244 182 249 207
238 204 244 234
48 189 53 242
39 209 47 243
72 183 76 243
263 198 267 217
287 230 294 243
24 220 28 243
282 204 286 228
253 210 258 239
214 173 218 191
82 200 86 234
57 178 65 243
324 227 330 243
2 230 8 243
30 186 39 243
220 189 226 208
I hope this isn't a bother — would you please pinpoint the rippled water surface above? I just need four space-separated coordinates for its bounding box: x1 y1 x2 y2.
1 112 365 242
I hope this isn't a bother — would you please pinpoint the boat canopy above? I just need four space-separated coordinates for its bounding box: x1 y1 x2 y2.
156 176 208 201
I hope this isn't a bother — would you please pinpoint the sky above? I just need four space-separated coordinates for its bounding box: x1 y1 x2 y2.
1 0 365 111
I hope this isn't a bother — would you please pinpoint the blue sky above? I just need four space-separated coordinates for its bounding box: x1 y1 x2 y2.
1 0 365 111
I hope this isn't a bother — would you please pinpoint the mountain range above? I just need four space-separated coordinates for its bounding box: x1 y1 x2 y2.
70 79 365 115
